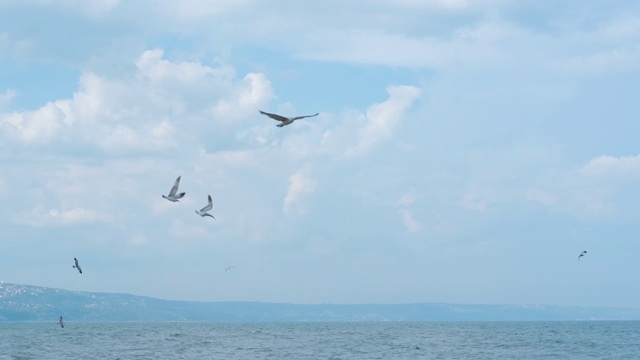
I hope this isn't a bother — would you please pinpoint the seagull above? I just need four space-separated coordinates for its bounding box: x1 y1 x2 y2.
195 195 215 219
58 316 64 328
162 176 185 202
578 250 587 261
225 266 235 272
259 110 319 127
73 257 82 274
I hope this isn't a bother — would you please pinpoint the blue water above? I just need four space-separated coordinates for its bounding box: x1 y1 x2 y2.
1 321 638 359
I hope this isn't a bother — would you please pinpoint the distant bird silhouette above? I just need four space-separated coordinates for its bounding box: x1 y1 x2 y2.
73 257 82 274
162 176 185 202
225 266 235 272
58 316 64 328
259 110 319 127
195 195 215 219
578 250 587 261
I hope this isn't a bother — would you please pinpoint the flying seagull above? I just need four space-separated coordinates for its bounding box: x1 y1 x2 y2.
73 257 82 274
58 316 64 328
225 266 235 272
162 176 185 202
195 195 215 219
578 250 587 261
259 110 319 127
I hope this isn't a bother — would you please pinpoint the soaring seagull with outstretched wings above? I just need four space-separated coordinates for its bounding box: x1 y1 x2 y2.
73 257 82 274
578 250 587 261
259 110 319 127
162 176 185 202
225 266 235 272
195 195 215 219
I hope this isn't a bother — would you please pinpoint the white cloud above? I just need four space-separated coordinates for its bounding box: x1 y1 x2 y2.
135 49 233 85
525 189 557 207
397 188 418 206
283 164 316 215
170 219 210 239
2 101 66 144
389 0 469 9
399 209 422 233
197 149 258 169
15 205 101 227
0 89 16 109
344 85 421 158
0 49 274 153
130 234 149 246
0 0 120 17
212 72 275 121
156 0 253 20
461 191 487 211
296 20 519 69
0 32 33 60
581 154 640 179
554 46 640 74
523 154 640 219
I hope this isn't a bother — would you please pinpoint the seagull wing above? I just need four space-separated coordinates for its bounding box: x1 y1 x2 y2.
200 195 213 212
169 176 181 196
259 110 289 122
292 113 319 121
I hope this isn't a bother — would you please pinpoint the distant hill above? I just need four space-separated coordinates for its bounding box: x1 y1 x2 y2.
1 282 640 322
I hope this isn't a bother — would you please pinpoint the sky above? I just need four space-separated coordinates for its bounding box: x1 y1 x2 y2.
1 0 640 308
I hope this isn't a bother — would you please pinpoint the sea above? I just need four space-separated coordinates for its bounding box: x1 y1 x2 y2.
1 321 638 359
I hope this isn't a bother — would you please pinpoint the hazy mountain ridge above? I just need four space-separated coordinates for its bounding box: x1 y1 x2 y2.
2 283 640 322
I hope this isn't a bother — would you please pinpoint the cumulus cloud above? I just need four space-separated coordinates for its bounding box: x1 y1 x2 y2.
2 101 66 144
212 72 275 121
344 85 421 158
0 49 274 153
283 164 316 215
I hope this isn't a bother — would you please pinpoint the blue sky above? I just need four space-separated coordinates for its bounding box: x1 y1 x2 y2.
1 0 640 307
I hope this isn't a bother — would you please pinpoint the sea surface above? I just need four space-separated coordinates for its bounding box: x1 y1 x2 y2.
1 321 638 359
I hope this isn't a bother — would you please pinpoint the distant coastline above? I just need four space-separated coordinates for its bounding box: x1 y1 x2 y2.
2 282 640 322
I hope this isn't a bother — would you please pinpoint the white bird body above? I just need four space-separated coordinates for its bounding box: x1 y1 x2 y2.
259 110 319 127
195 195 215 219
163 176 186 202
